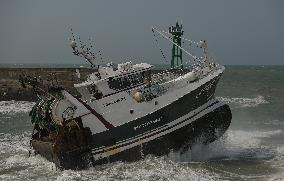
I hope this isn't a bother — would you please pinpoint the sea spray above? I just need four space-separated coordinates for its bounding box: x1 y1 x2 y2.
216 95 269 108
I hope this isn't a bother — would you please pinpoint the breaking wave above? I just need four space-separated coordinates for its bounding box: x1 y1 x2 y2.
0 132 57 180
168 129 282 162
264 119 284 126
166 129 284 180
54 129 284 180
0 128 283 180
0 132 31 155
216 95 269 108
0 101 35 114
56 157 220 181
0 131 220 181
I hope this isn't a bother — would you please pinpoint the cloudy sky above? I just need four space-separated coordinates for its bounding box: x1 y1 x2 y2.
0 0 283 65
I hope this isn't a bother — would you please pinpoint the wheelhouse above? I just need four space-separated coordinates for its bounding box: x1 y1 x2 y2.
74 62 153 101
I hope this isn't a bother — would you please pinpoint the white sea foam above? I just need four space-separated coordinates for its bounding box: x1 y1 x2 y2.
0 132 57 181
165 128 284 180
56 157 219 181
0 132 31 155
0 131 220 181
0 154 57 181
216 95 269 108
0 129 283 180
167 129 283 163
213 129 281 159
0 101 35 114
264 119 284 126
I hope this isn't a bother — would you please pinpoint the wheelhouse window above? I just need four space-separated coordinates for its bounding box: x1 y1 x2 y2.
108 72 145 91
143 71 151 86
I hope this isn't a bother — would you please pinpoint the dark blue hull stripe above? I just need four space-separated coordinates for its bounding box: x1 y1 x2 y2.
92 100 219 155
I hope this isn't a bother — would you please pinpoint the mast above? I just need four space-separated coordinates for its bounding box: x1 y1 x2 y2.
169 22 184 69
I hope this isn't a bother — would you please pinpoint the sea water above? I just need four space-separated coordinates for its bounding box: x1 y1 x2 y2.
0 65 283 180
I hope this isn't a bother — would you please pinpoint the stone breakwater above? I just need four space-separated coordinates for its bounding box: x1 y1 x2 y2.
0 68 92 101
0 68 181 101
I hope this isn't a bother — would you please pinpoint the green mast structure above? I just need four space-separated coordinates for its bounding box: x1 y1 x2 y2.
169 22 184 69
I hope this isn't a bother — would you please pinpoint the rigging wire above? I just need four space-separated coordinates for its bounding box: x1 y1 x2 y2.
161 30 200 46
161 29 213 66
152 27 213 71
150 27 215 84
152 28 168 63
151 27 197 62
152 28 192 70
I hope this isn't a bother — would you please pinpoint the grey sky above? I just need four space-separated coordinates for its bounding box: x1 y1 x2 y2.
0 0 283 65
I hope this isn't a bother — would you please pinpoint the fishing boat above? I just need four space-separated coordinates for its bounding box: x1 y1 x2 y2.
23 23 231 169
